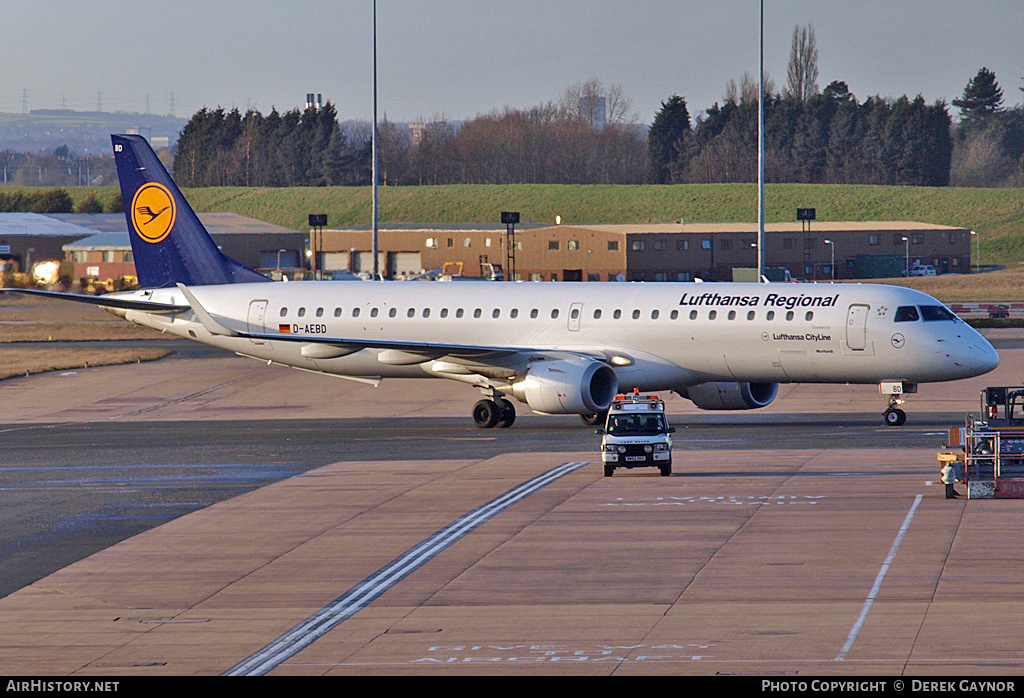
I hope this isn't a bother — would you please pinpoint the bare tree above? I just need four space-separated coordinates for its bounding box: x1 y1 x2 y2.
559 78 637 127
786 24 819 101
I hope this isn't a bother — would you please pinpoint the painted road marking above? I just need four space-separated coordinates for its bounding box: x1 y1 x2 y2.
225 461 590 676
835 494 923 661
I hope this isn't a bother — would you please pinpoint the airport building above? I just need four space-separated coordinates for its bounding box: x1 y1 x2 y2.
316 221 973 281
0 213 305 281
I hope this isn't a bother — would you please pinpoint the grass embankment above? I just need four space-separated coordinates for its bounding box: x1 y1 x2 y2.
0 295 172 379
52 182 1024 264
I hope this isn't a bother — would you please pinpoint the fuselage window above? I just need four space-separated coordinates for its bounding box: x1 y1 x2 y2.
747 310 756 321
298 307 306 318
389 308 397 318
651 309 660 320
352 308 361 318
766 311 775 321
440 308 449 318
280 307 288 317
456 308 465 318
593 309 602 319
786 311 794 321
423 308 431 318
370 308 379 318
894 306 920 322
670 310 678 320
632 309 641 320
613 309 622 319
709 310 717 320
510 308 519 319
492 309 500 318
473 308 482 318
727 310 736 320
551 309 559 319
570 308 580 320
919 305 956 322
530 309 539 318
805 311 814 321
333 308 342 318
689 310 697 320
315 307 324 318
407 308 415 318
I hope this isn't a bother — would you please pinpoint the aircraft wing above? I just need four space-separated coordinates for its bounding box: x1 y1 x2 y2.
0 287 190 313
175 284 598 364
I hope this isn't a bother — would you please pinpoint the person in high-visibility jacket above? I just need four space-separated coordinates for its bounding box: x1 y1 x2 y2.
940 460 958 499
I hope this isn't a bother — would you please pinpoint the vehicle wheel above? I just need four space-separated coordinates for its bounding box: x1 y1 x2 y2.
883 408 907 427
604 464 615 477
472 399 500 429
495 398 516 428
660 462 672 477
580 411 607 426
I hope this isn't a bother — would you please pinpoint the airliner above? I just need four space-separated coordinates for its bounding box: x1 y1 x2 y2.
2 135 1000 428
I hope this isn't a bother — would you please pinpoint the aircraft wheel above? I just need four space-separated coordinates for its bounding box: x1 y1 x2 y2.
495 398 516 428
580 411 607 426
883 408 907 427
472 399 500 429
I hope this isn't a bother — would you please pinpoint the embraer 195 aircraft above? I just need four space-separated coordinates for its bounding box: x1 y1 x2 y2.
3 135 1000 428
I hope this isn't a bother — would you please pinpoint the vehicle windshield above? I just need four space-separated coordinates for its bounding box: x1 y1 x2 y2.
606 413 667 435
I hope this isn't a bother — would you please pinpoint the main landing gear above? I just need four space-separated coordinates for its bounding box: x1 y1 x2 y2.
472 396 516 429
579 410 608 426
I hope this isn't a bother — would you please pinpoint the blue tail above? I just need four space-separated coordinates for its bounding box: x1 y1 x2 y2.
112 134 270 288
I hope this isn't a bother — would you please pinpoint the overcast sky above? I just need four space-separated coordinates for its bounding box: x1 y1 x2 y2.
2 1 1021 125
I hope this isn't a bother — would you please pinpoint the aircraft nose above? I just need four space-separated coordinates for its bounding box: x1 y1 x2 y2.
971 338 1000 374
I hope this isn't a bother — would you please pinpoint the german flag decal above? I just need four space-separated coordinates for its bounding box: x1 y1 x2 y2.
278 324 291 333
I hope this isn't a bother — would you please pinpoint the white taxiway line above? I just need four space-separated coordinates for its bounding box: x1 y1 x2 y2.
835 493 923 661
225 461 590 676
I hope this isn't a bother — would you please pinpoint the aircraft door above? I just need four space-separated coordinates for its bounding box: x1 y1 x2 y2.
247 299 269 346
568 302 583 332
846 304 869 351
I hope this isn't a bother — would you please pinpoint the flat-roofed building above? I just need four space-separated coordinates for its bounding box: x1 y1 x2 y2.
320 221 972 281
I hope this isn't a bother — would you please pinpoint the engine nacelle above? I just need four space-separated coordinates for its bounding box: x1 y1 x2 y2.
683 382 779 411
510 359 618 415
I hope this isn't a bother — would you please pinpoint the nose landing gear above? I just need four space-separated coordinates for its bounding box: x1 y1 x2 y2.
879 380 916 427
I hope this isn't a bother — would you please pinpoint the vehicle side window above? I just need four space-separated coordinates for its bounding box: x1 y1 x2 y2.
894 306 920 322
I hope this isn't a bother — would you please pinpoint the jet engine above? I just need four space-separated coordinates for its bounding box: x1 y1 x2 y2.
682 382 779 411
510 359 618 415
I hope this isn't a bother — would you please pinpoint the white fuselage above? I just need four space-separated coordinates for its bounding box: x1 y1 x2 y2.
113 280 999 394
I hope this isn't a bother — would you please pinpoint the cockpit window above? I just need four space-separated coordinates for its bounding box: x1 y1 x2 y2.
894 306 920 322
919 305 957 322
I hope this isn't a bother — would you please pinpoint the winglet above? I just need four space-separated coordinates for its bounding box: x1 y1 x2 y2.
176 283 239 337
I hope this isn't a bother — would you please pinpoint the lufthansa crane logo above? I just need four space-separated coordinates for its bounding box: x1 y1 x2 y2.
130 183 176 244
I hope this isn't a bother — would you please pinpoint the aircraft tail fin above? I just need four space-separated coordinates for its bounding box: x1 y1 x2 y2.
112 134 270 288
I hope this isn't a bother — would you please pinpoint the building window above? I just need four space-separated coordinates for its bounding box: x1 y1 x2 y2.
447 238 454 248
654 240 667 251
783 238 796 249
548 240 559 250
124 251 134 263
608 240 619 251
912 233 923 244
568 240 579 251
587 272 601 281
720 239 731 250
425 237 437 248
631 240 645 251
654 272 668 282
869 234 880 245
676 239 689 251
701 239 712 250
464 237 471 248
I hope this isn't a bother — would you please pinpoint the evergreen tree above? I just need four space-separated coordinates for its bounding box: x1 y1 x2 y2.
953 67 1004 127
646 96 690 184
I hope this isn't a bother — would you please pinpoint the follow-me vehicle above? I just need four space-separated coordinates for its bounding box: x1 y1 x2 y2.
1 135 999 428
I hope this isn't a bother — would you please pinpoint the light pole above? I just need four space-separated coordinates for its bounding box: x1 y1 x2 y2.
901 236 909 277
824 239 834 282
276 248 286 275
971 230 979 273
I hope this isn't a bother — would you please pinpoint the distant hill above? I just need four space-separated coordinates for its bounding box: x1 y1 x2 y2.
0 110 186 155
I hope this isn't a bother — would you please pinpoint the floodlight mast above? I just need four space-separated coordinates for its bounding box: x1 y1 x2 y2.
757 0 765 281
372 0 380 280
